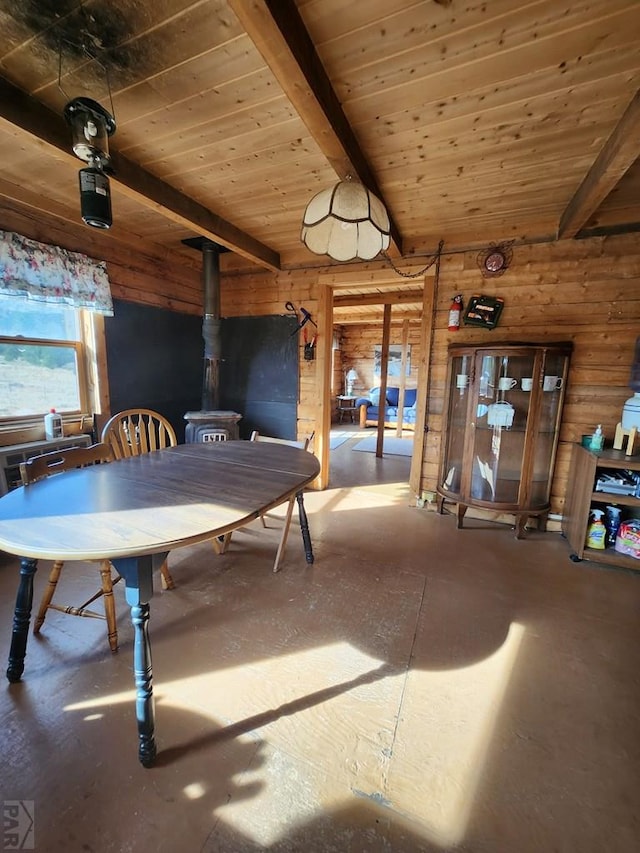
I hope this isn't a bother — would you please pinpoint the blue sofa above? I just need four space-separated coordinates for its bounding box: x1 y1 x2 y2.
356 386 417 429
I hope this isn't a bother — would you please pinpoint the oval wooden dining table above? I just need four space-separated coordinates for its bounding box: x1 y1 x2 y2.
0 440 320 767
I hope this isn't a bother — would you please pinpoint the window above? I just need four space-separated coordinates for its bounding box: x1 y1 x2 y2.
0 294 89 420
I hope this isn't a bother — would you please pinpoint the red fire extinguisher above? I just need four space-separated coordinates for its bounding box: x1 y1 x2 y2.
448 295 463 331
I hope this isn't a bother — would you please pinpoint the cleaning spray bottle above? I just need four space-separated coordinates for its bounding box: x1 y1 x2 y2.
585 509 606 549
605 505 622 548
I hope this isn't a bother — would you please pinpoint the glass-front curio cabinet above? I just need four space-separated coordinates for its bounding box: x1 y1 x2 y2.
437 342 572 537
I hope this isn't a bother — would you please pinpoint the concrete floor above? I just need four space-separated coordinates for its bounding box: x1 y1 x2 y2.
1 427 639 852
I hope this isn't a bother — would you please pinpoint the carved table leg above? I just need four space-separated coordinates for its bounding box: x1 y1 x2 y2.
131 602 156 768
6 558 38 683
296 491 314 564
112 552 165 768
456 503 467 529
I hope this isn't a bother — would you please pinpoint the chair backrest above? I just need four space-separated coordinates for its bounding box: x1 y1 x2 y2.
250 431 315 451
100 409 177 459
20 443 114 486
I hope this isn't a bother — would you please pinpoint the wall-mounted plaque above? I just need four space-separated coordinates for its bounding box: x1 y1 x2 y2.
463 294 504 329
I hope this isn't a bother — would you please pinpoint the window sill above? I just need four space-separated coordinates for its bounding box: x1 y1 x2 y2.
0 414 94 448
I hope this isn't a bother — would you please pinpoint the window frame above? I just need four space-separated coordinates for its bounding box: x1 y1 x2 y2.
0 308 103 439
0 335 89 422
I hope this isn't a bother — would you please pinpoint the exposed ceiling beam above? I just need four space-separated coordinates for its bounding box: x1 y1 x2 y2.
558 90 640 240
333 309 422 328
228 0 403 255
0 76 280 272
334 291 424 308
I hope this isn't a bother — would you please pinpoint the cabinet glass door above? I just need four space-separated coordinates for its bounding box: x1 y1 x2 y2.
441 354 472 495
470 352 535 505
529 350 569 505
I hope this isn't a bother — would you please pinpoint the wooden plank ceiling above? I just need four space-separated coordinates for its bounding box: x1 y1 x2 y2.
0 0 639 324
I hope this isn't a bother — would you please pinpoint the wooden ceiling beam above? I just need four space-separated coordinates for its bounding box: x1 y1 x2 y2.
228 0 403 254
0 76 280 272
558 90 640 240
334 311 422 325
333 291 424 308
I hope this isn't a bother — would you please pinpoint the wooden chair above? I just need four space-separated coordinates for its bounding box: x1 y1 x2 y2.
215 431 315 572
20 443 122 653
101 408 177 590
100 408 177 459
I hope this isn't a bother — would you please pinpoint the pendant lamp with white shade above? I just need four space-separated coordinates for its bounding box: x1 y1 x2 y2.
301 179 390 261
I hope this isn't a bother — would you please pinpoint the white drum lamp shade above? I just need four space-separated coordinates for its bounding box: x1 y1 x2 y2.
346 368 358 395
301 180 390 261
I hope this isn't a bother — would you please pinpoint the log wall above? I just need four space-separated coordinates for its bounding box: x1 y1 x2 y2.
4 187 639 521
0 198 203 314
220 232 640 517
337 323 422 396
422 232 640 519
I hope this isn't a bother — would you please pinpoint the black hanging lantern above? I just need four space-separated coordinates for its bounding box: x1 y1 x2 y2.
78 166 112 229
64 97 116 229
63 97 116 169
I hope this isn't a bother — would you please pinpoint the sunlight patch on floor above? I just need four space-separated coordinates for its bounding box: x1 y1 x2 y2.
387 621 526 846
64 626 525 849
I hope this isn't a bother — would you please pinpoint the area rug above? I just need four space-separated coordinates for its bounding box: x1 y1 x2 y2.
330 433 351 449
352 436 413 457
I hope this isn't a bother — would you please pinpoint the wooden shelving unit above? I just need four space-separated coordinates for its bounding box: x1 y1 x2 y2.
562 444 640 571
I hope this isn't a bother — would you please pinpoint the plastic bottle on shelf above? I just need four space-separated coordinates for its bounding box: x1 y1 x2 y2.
44 408 63 440
589 424 604 452
585 509 606 549
605 505 622 548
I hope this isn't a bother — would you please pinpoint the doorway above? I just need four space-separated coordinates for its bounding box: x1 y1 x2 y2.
314 267 436 497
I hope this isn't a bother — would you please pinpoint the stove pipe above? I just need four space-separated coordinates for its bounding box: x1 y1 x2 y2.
201 240 222 411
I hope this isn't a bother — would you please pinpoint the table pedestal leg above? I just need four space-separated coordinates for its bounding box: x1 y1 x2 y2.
6 558 38 683
131 601 156 768
296 492 314 564
112 552 165 768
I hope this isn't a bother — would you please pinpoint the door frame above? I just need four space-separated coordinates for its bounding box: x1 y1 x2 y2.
314 267 437 496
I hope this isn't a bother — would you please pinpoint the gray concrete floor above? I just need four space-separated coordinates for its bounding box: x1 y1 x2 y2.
1 429 639 852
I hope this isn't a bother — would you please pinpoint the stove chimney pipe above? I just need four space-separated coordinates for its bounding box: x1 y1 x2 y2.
201 240 221 411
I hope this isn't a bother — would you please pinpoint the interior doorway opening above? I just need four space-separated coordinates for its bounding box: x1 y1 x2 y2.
315 267 437 498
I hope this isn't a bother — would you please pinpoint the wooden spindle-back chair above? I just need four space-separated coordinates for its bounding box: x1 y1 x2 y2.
20 443 122 652
100 409 177 590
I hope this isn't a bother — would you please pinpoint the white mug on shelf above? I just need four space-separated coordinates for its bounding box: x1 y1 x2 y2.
521 377 533 391
456 374 468 389
497 377 517 391
543 375 563 391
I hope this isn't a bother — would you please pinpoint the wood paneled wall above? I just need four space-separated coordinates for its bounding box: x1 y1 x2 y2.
220 231 640 519
4 187 639 522
0 198 203 314
337 323 422 395
422 232 640 518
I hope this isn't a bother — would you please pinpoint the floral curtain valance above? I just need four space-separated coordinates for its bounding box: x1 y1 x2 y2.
0 230 113 315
